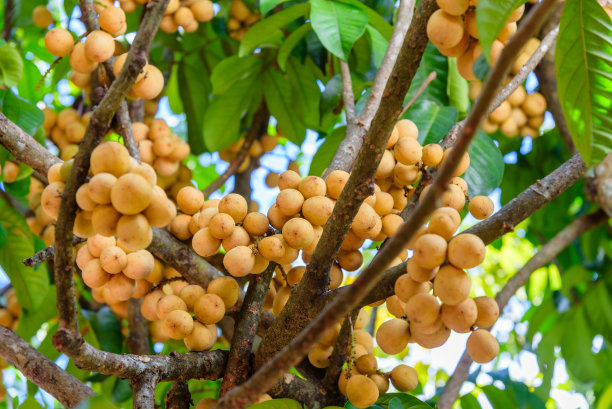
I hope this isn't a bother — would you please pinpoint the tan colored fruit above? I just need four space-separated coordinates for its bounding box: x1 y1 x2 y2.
82 259 110 288
441 297 477 332
185 321 215 351
276 170 299 190
422 144 444 167
390 364 418 392
76 244 94 270
329 263 343 289
298 176 326 198
47 162 62 183
116 214 153 251
163 310 194 339
272 286 291 315
466 329 499 363
393 163 420 186
395 119 418 139
394 137 422 166
405 293 440 325
194 293 225 324
448 233 486 269
427 10 464 49
302 196 335 226
337 250 363 271
198 207 219 228
281 218 313 249
99 6 126 35
90 205 120 237
170 214 192 241
522 92 546 116
508 4 524 22
351 203 379 237
380 213 402 238
500 116 518 138
457 43 477 81
157 294 188 320
528 114 545 129
275 188 304 216
438 31 470 57
436 0 468 16
191 0 214 22
355 354 378 375
498 22 517 44
370 374 390 394
70 42 98 74
376 150 396 179
474 296 499 327
192 228 221 257
465 9 478 37
412 323 451 348
346 375 379 409
41 181 65 220
469 196 494 220
326 170 350 199
97 246 126 275
207 212 236 240
222 226 250 252
223 245 255 277
176 186 204 215
490 101 512 123
130 64 164 100
308 344 333 368
440 183 466 212
218 193 248 223
353 329 373 353
91 141 131 177
394 273 431 302
106 273 136 301
266 203 291 229
258 235 285 261
87 173 116 206
84 30 114 63
33 6 54 27
178 285 205 311
406 258 438 283
427 207 460 240
122 249 154 280
141 290 163 320
376 318 410 354
242 212 269 236
74 211 96 238
111 173 153 215
412 233 447 269
434 265 471 305
45 27 74 57
0 309 14 327
507 85 527 106
144 188 177 228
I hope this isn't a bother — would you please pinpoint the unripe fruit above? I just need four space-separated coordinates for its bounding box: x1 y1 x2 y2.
346 375 379 408
45 28 74 57
41 181 65 220
91 141 131 177
116 214 153 251
302 196 334 226
474 296 499 328
223 245 255 277
185 321 215 351
376 318 410 354
441 297 477 332
412 233 447 269
99 7 126 36
308 344 332 368
433 265 471 305
177 186 204 215
192 228 221 257
406 258 438 283
469 196 494 220
157 294 188 320
194 293 225 324
82 259 110 288
106 273 136 301
355 354 378 375
325 170 350 199
448 233 486 269
466 329 499 363
405 293 440 325
132 65 165 100
242 212 269 236
163 310 194 339
427 10 464 49
394 137 422 166
282 218 314 249
218 193 248 223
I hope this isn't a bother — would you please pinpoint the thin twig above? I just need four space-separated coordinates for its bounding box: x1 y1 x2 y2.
23 237 87 267
399 71 437 118
118 101 140 161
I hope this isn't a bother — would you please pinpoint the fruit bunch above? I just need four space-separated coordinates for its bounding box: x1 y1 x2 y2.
42 107 90 160
227 0 260 41
0 289 21 331
426 0 525 81
25 176 57 246
160 0 215 33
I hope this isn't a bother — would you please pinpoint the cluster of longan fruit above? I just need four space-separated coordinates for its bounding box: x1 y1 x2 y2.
42 107 91 160
24 176 57 246
219 133 280 173
41 141 177 249
227 0 260 41
426 0 525 81
160 0 215 34
1 161 19 184
0 289 21 331
140 276 241 350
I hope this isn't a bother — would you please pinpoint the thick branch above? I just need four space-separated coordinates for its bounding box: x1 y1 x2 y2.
220 264 274 395
126 298 150 355
131 372 160 409
0 326 96 408
165 381 192 409
437 210 608 409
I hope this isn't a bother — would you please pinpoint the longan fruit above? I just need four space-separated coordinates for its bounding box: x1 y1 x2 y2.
437 0 468 15
282 218 314 249
110 173 153 215
91 141 131 177
218 193 248 223
258 235 285 261
338 369 351 395
393 137 422 166
448 233 486 269
82 259 110 288
45 27 74 57
298 176 326 198
469 195 494 220
191 0 214 21
132 279 152 299
329 262 343 289
346 375 379 409
33 5 54 28
169 280 189 296
144 188 177 228
242 212 269 236
176 285 205 312
389 365 418 392
351 203 378 236
528 114 545 129
194 293 225 324
87 234 117 258
508 85 527 106
74 210 96 238
207 276 239 308
116 214 153 251
406 258 438 283
422 143 444 167
198 207 219 228
380 213 403 238
375 318 410 354
413 323 451 348
394 273 431 302
223 245 255 277
438 31 470 57
376 150 396 179
466 329 499 363
192 228 221 257
405 293 440 325
97 246 126 276
522 92 546 116
75 183 96 213
132 65 165 100
175 186 203 215
302 196 335 226
411 233 447 269
46 162 62 184
122 249 154 280
393 163 420 186
76 244 94 270
441 297 477 332
69 42 98 74
265 172 280 188
150 320 170 343
474 296 499 328
274 170 298 190
266 203 291 229
337 250 363 271
324 170 348 199
163 310 194 339
427 10 464 49
340 229 364 252
433 265 471 305
355 354 378 375
185 321 215 351
106 273 136 301
275 236 299 264
90 204 120 237
83 30 114 63
372 191 393 216
427 207 460 240
206 212 235 240
275 188 304 216
41 181 64 220
170 214 192 241
508 4 524 22
0 309 14 327
157 294 188 320
99 6 126 36
369 374 389 394
272 286 291 315
308 344 332 368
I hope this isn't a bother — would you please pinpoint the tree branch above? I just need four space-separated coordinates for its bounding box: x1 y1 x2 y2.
340 61 356 126
220 263 275 395
131 372 160 409
0 326 96 408
165 381 192 409
322 310 358 391
127 298 151 355
118 101 141 161
23 237 87 267
437 209 608 409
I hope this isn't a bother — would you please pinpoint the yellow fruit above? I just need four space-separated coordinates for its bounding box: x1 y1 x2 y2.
33 6 54 28
163 310 194 339
132 65 165 100
522 92 547 116
41 181 64 220
427 10 464 49
436 0 468 16
474 296 499 328
412 233 447 269
208 276 240 308
346 375 379 408
433 265 471 306
84 30 114 62
192 228 221 257
441 298 477 332
376 318 410 354
45 27 74 57
185 321 215 351
82 259 110 288
194 293 225 324
355 354 378 375
222 226 250 251
390 365 418 392
276 188 304 216
191 0 215 22
157 294 188 320
218 193 248 223
177 186 204 215
394 137 422 166
242 212 269 236
325 170 350 199
466 329 499 363
448 233 486 269
223 245 255 277
99 6 126 36
110 173 153 215
394 273 431 302
405 293 440 325
116 214 153 251
302 196 335 226
308 344 332 368
282 218 314 249
469 195 494 219
406 258 438 283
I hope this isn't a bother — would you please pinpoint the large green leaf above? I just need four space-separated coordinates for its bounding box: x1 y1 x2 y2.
263 69 306 145
584 281 612 342
376 393 433 408
286 57 320 129
0 43 23 87
464 130 504 196
310 0 369 61
405 43 449 107
239 3 311 57
447 57 469 117
0 201 49 311
309 126 346 176
366 25 388 68
339 0 392 40
89 307 124 354
561 306 600 382
406 99 457 145
556 0 612 165
481 385 517 409
278 23 313 70
260 0 290 15
476 0 526 62
0 89 44 136
16 281 56 341
211 55 264 95
459 394 481 409
204 74 260 152
179 52 211 154
248 399 303 409
166 63 184 114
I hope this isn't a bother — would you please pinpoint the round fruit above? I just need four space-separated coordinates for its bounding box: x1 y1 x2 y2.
106 274 136 301
90 141 131 177
123 250 155 280
218 193 248 223
88 173 117 205
111 173 153 215
355 354 378 375
223 245 255 277
194 293 225 324
441 298 478 332
116 214 153 251
282 218 314 249
448 233 486 269
185 321 215 351
177 186 204 215
390 365 418 392
394 273 431 302
92 205 121 237
141 290 164 321
242 212 269 236
99 246 127 275
474 296 499 328
82 259 110 288
157 294 188 320
427 207 460 240
466 329 499 363
426 10 464 49
192 228 221 257
346 375 379 409
308 344 332 368
276 188 304 216
84 30 114 62
99 6 126 36
258 235 285 261
69 42 98 74
33 6 54 28
163 310 194 339
422 143 444 166
207 276 240 308
325 170 350 199
433 265 471 306
469 196 494 220
375 318 410 354
302 196 335 226
41 181 65 220
131 65 165 100
45 28 74 57
405 293 440 325
394 137 422 165
412 233 447 269
406 258 438 283
179 285 206 311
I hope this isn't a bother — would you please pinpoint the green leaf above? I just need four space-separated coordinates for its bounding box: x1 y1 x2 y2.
583 281 612 342
405 99 457 145
481 385 517 409
556 0 612 165
310 0 369 61
447 57 469 117
278 23 312 71
561 306 600 382
0 223 6 248
366 25 388 68
260 0 289 15
211 55 264 95
91 307 123 354
464 130 504 196
166 63 184 114
18 60 45 103
18 398 44 409
339 0 393 40
286 57 320 129
179 52 211 154
239 3 311 57
0 89 44 136
405 43 449 107
460 394 481 409
0 43 23 86
375 393 433 408
204 74 260 152
388 398 404 409
263 69 306 145
17 281 56 341
247 398 303 409
309 126 346 176
0 202 49 311
476 0 526 62
75 395 119 409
